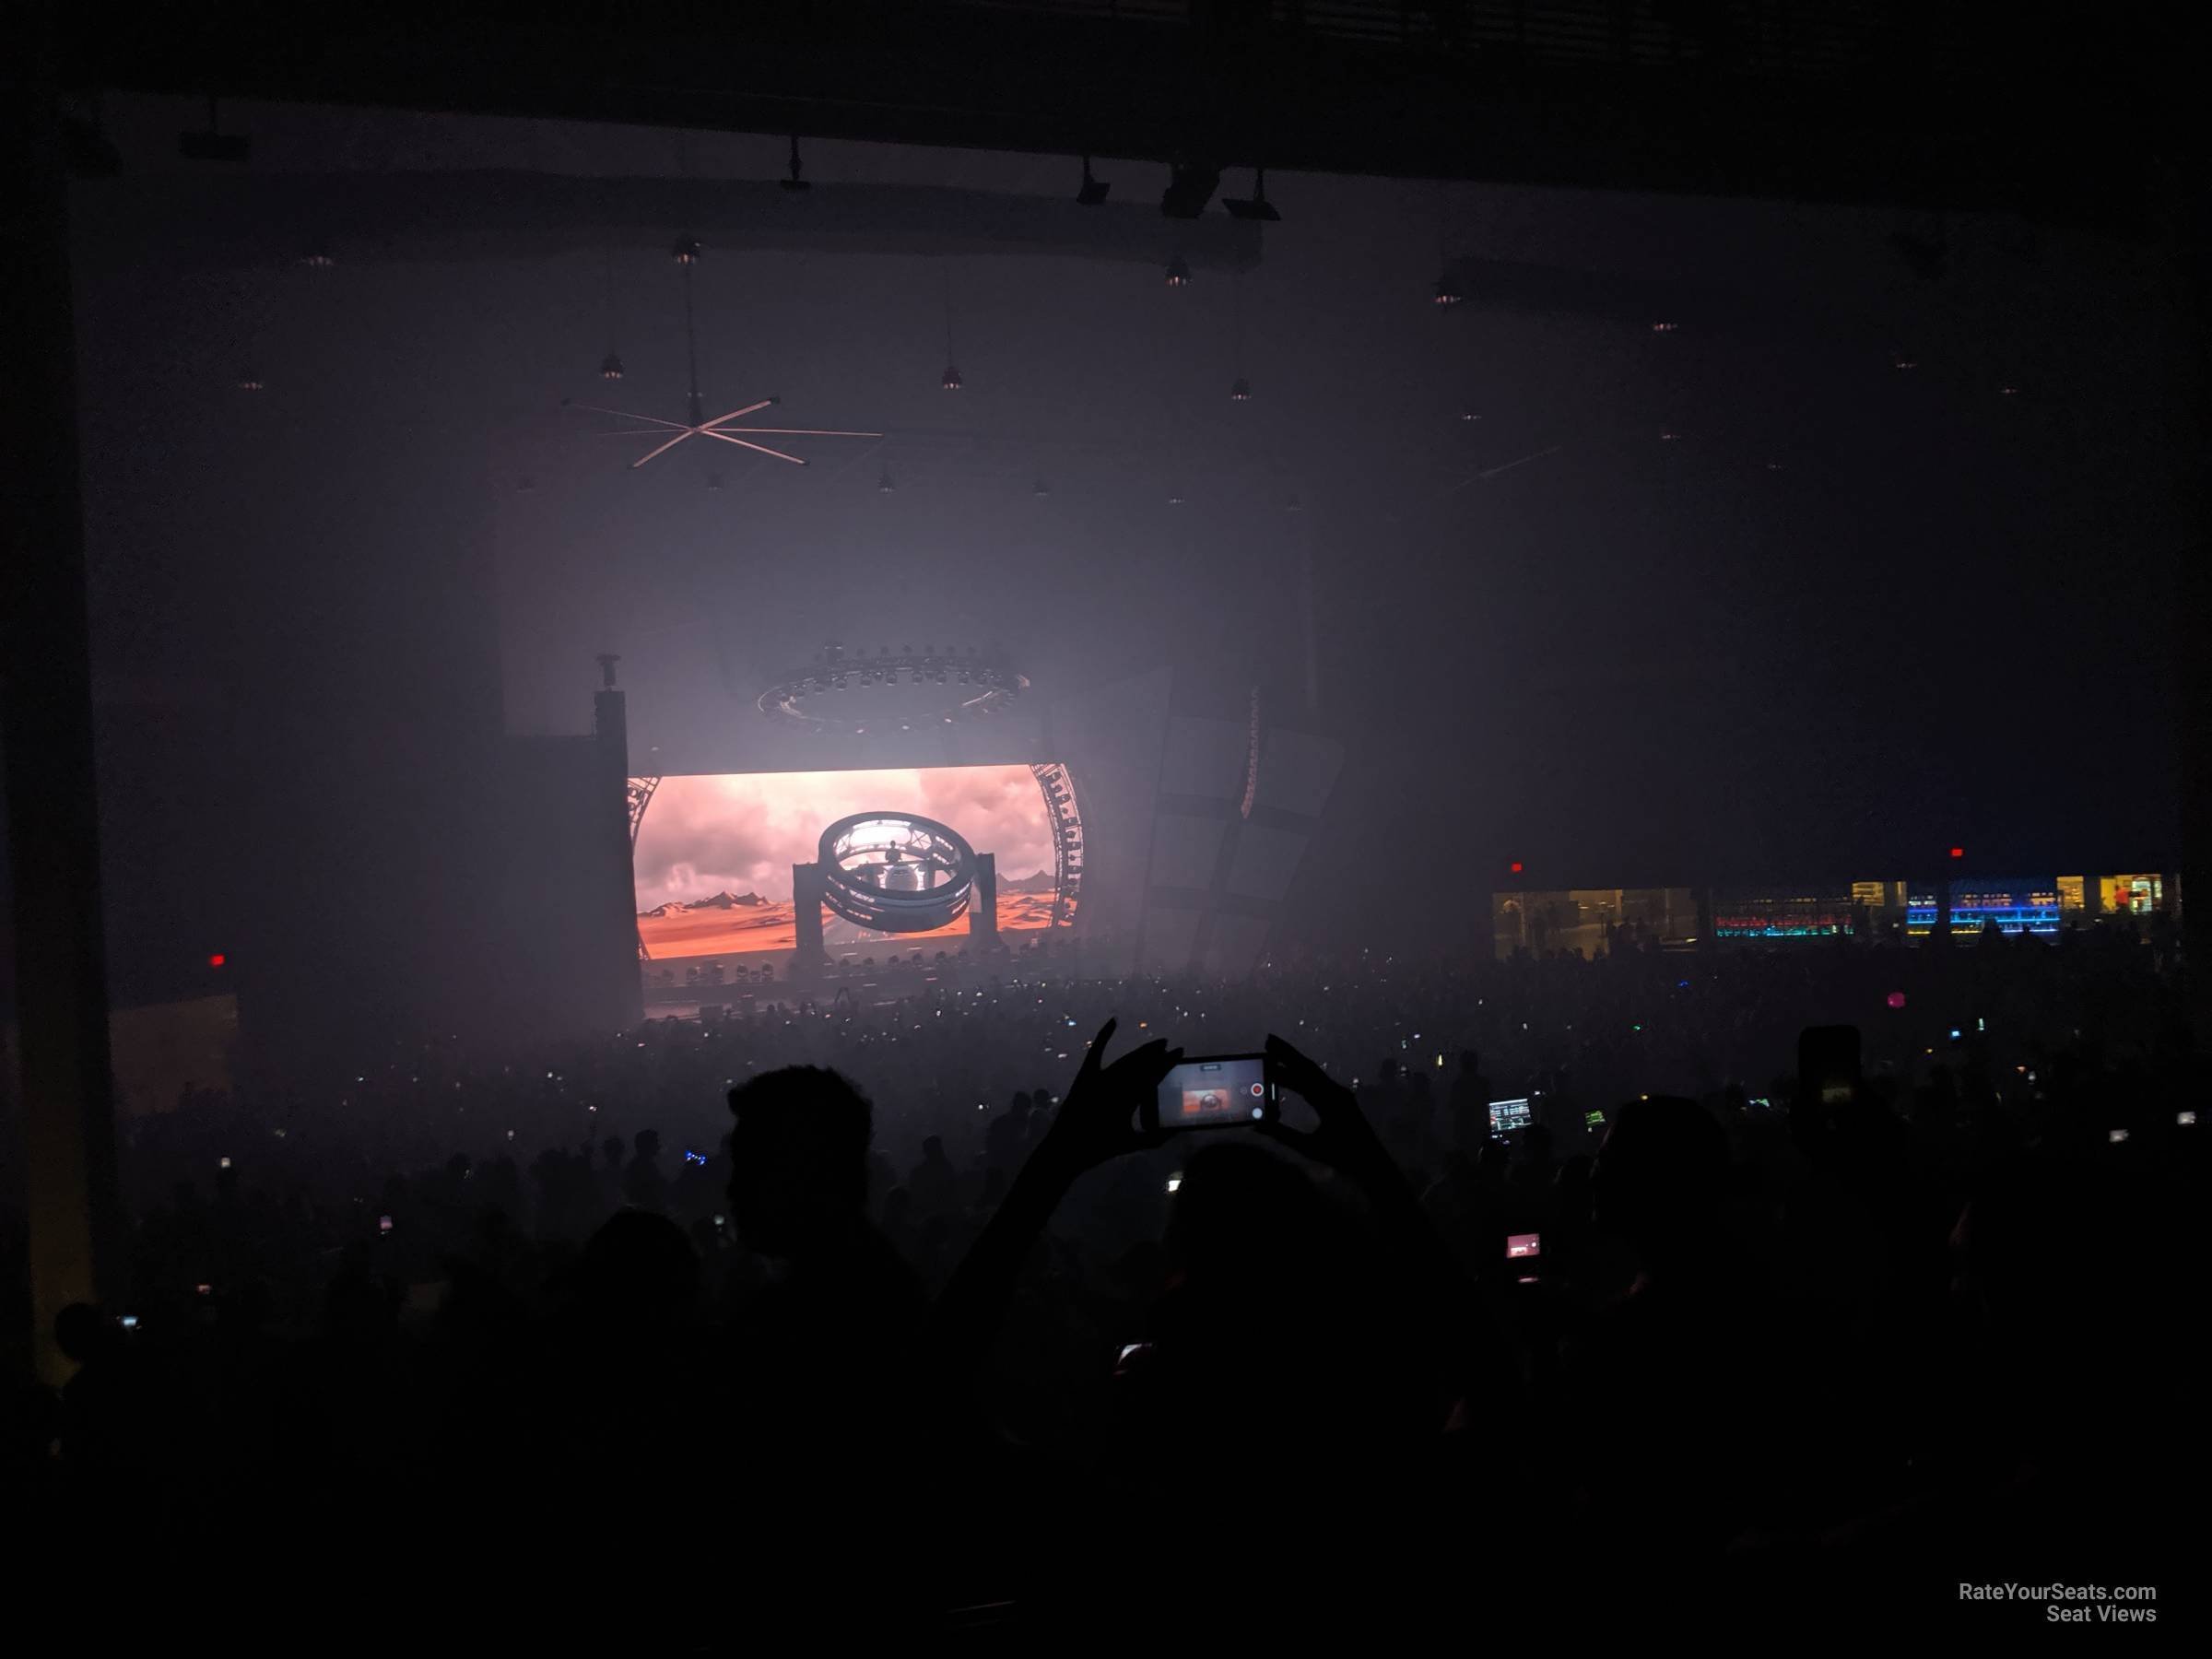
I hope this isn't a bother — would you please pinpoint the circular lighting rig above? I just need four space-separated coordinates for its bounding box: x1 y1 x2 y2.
758 642 1029 735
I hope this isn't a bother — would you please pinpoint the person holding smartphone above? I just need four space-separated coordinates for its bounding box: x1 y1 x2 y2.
931 1025 1514 1611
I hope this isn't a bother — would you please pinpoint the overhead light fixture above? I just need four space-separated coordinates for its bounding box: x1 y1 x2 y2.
1222 168 1280 222
780 135 811 194
1460 407 1482 422
1161 162 1221 220
706 470 724 491
1650 321 1678 333
1165 256 1191 288
1999 383 2020 395
237 374 265 392
940 268 963 390
877 469 895 492
1076 157 1111 206
672 234 701 265
1033 478 1050 497
300 241 335 269
1893 358 1918 370
1168 491 1186 505
1230 377 1252 401
599 352 626 381
1433 273 1464 307
1286 493 1303 512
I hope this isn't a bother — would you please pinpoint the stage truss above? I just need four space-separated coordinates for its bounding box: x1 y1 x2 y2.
629 776 661 959
1029 761 1083 927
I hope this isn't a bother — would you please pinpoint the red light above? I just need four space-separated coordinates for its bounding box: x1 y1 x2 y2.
1886 991 1907 1010
1949 847 1964 860
1509 862 1524 875
208 953 227 969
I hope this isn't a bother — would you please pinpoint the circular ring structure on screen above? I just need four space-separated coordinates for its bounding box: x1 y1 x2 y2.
818 812 977 934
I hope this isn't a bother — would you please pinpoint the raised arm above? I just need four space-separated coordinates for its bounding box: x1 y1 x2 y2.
929 1019 1180 1376
1256 1034 1507 1411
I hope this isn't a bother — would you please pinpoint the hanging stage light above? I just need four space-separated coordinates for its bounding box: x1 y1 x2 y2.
1433 273 1465 306
942 364 963 391
1165 256 1191 288
781 135 811 194
599 352 626 381
1230 377 1252 401
672 234 702 265
1222 168 1280 222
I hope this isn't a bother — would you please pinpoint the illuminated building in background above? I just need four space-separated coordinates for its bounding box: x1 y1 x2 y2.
1488 872 2169 959
2106 873 2165 914
1712 889 1855 939
1907 879 2062 938
2057 874 2166 919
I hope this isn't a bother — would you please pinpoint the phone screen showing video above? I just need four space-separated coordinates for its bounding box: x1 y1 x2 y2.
1159 1056 1271 1129
1489 1098 1533 1135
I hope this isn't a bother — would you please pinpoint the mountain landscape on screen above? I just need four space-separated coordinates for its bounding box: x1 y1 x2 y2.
638 872 1059 959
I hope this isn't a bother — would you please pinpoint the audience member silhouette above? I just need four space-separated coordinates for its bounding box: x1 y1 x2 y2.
26 930 2197 1637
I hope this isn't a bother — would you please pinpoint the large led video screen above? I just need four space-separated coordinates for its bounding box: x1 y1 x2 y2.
632 765 1064 960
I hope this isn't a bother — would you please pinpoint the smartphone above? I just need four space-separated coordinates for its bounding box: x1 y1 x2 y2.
1145 1053 1277 1132
1489 1098 1533 1135
1798 1025 1861 1109
1505 1233 1542 1260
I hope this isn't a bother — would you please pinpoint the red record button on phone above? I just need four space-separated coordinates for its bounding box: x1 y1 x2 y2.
1249 1082 1265 1097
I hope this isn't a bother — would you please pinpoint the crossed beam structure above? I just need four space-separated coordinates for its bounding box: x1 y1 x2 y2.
567 392 879 469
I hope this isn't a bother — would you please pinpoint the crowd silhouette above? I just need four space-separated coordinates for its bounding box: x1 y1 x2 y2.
2 920 2198 1637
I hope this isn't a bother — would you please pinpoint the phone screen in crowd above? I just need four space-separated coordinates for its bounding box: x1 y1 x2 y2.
1154 1055 1273 1129
1505 1233 1542 1260
1490 1098 1533 1135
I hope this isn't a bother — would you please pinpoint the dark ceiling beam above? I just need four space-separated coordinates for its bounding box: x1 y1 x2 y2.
59 4 2177 230
69 171 1263 273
